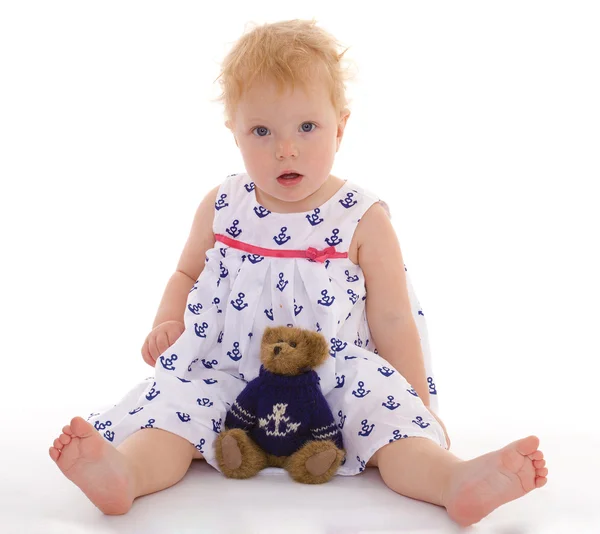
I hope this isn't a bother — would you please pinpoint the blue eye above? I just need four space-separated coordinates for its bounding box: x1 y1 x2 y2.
301 122 316 133
251 122 317 137
253 126 269 137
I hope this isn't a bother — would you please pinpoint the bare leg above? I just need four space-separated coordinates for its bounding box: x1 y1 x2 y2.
373 435 548 527
49 416 197 515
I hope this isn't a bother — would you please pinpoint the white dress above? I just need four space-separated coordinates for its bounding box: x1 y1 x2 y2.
87 172 447 475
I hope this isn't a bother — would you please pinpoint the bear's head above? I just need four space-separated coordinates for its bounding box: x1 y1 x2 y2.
260 326 329 376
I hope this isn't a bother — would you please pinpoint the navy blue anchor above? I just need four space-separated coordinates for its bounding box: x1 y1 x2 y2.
218 331 223 343
188 358 199 372
188 302 203 315
338 409 346 429
276 273 288 292
195 321 209 338
177 377 191 383
201 358 218 369
378 366 395 377
189 282 198 294
412 416 430 429
264 308 274 320
248 254 264 264
317 289 335 306
195 438 206 454
325 228 343 246
294 299 303 316
389 430 409 443
104 430 115 442
219 261 229 279
328 337 347 358
213 297 222 313
141 419 155 429
407 387 419 397
357 455 366 473
428 377 437 395
226 219 242 238
145 382 160 400
352 381 371 398
273 226 291 245
244 181 255 192
354 333 363 347
316 322 322 332
339 191 358 208
227 341 242 361
306 207 324 226
159 353 178 371
347 289 359 304
382 395 401 410
358 419 375 437
231 292 248 311
94 420 112 432
177 412 191 423
214 193 229 210
128 407 143 415
335 374 346 388
253 205 271 218
220 247 227 258
204 378 218 385
419 309 425 317
345 269 359 282
212 418 222 433
197 397 214 408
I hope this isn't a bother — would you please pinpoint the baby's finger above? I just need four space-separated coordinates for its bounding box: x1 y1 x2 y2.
149 334 161 362
156 331 171 355
167 325 184 346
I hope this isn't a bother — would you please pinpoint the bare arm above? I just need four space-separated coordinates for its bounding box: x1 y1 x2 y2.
356 202 431 407
151 184 220 328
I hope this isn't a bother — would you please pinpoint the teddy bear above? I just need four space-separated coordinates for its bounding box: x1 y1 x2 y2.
214 325 345 484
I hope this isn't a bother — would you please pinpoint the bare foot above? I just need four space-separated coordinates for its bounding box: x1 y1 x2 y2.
444 435 548 527
49 416 136 515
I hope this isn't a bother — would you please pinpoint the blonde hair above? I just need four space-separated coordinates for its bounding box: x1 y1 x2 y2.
213 18 356 126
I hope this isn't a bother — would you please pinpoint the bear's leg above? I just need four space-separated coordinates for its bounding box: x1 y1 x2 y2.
214 429 268 479
285 440 345 484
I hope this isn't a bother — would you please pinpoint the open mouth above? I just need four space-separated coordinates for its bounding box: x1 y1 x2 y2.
277 173 303 186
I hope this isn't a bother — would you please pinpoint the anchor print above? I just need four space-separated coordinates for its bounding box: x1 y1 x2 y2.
339 191 358 208
347 289 359 304
264 308 274 321
212 418 222 433
316 322 322 332
177 377 191 383
306 207 324 226
145 382 160 400
244 181 255 192
248 254 264 264
159 353 178 371
213 297 222 313
197 397 214 408
294 299 303 316
201 358 218 369
218 331 223 343
358 419 375 437
354 332 363 347
231 292 248 311
317 289 335 307
335 374 346 388
177 412 191 423
226 219 242 238
94 420 112 432
357 455 366 473
328 337 347 358
87 412 100 421
227 341 242 361
219 261 229 279
195 438 206 454
104 430 115 442
407 387 419 397
325 228 343 247
214 193 229 210
128 407 143 415
378 366 395 377
412 416 430 429
187 358 199 372
419 309 425 317
389 430 409 443
382 395 401 410
141 418 155 429
220 248 227 258
204 378 218 385
276 273 288 292
273 226 292 246
253 205 271 218
428 377 438 395
189 282 198 294
345 269 359 282
352 381 371 398
195 321 209 338
187 302 203 315
338 409 346 429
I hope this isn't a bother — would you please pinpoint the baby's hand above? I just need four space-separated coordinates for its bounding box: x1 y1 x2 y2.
141 320 185 367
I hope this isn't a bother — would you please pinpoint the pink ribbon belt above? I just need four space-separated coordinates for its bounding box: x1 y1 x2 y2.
214 233 347 263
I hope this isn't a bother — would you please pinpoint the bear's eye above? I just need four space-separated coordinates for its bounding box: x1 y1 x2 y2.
289 341 297 348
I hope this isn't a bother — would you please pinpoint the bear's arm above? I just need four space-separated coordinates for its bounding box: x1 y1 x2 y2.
309 391 344 450
224 377 260 431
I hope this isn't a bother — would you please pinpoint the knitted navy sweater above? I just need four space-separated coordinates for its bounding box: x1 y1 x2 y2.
225 366 344 457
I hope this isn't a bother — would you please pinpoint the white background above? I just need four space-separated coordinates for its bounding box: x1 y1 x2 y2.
1 1 599 532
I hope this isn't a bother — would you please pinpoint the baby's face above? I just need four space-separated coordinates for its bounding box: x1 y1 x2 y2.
227 76 349 211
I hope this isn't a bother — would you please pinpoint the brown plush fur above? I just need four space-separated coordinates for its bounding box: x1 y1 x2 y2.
214 326 345 484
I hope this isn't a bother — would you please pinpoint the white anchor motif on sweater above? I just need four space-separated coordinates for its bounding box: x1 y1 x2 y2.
258 403 301 437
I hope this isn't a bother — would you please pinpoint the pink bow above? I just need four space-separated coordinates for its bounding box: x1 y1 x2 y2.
306 246 337 263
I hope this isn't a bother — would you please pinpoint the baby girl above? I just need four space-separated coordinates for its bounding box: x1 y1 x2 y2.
49 18 548 527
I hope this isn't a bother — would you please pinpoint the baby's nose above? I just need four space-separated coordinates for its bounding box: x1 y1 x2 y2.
274 346 281 355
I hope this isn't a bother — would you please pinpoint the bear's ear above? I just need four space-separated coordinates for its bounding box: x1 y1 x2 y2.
262 326 281 345
303 330 329 368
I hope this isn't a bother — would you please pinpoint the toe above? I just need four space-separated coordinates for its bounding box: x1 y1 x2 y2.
62 425 73 436
58 433 71 445
70 416 95 438
53 438 65 450
533 459 545 469
49 447 60 462
528 450 544 461
535 476 548 488
516 436 540 456
536 467 548 477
